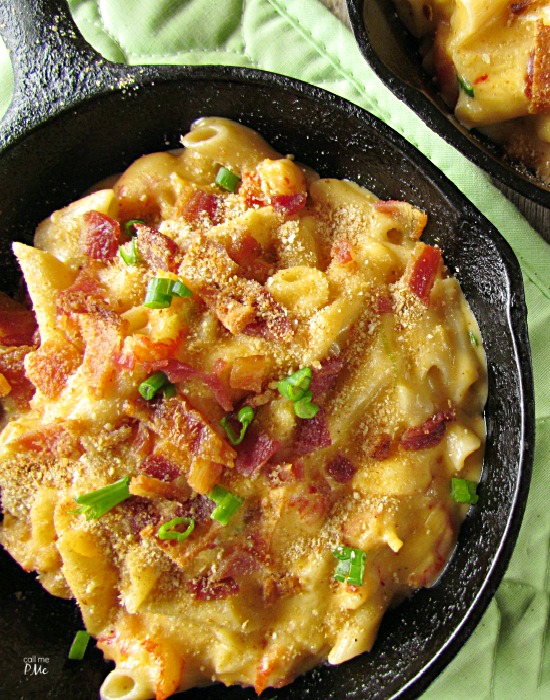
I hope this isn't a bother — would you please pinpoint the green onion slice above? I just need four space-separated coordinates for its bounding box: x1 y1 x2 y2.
138 370 169 400
220 405 254 446
208 485 244 526
294 395 319 419
215 166 241 192
144 277 192 308
157 516 195 541
119 237 139 265
451 477 479 505
68 630 91 660
333 546 367 586
457 74 475 97
469 330 478 347
161 382 177 399
124 218 146 236
72 476 131 521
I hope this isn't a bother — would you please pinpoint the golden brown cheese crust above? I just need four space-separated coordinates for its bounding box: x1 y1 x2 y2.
0 117 487 700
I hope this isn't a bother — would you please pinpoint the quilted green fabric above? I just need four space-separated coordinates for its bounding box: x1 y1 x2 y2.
0 0 548 697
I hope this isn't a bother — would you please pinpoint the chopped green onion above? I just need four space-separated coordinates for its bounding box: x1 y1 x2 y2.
144 277 192 308
215 166 240 192
144 277 175 309
68 630 91 660
277 367 319 419
469 330 478 347
208 485 243 526
220 405 255 446
157 516 195 541
457 74 475 97
72 476 131 521
119 237 139 265
139 370 169 400
333 546 366 586
124 218 146 236
161 382 177 399
170 279 192 298
451 477 479 505
294 395 319 419
277 367 312 401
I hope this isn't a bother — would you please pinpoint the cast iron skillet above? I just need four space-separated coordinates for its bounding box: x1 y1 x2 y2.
0 0 535 699
346 0 550 208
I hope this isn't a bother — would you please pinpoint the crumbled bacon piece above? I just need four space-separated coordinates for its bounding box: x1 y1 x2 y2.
400 410 455 450
528 21 550 113
0 292 37 346
310 356 344 399
293 408 332 456
135 224 180 273
326 453 357 484
146 358 233 411
181 190 221 224
331 238 354 264
234 425 280 476
24 340 81 399
83 210 121 261
187 576 239 601
370 433 394 461
0 345 35 406
140 454 181 482
271 192 307 217
408 244 442 305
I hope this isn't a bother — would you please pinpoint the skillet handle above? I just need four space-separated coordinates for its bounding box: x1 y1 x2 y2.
0 0 123 148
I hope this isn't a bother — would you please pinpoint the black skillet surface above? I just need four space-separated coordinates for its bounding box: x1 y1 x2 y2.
0 0 535 699
346 0 550 208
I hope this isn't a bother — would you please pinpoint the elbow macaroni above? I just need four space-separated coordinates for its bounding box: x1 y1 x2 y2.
0 117 487 699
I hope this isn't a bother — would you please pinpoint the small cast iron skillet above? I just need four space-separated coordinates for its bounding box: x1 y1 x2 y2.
346 0 550 208
0 1 535 699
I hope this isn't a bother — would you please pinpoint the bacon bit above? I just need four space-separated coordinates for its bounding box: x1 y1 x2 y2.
119 498 162 536
126 396 236 494
331 238 354 264
293 407 332 456
78 307 127 395
289 477 332 525
408 244 442 305
511 1 532 14
0 292 37 346
264 459 305 485
24 340 81 398
326 453 357 484
271 192 307 217
129 474 191 502
227 234 271 283
180 189 221 224
400 409 455 450
116 334 182 370
0 345 35 406
376 293 393 315
83 210 121 261
140 454 181 481
135 224 180 273
12 423 81 458
370 433 394 460
474 74 488 85
528 21 550 113
310 356 344 399
187 575 239 601
131 421 155 459
234 424 280 476
240 171 266 208
146 357 233 411
229 355 268 393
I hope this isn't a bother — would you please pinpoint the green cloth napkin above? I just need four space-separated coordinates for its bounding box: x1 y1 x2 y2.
1 0 549 697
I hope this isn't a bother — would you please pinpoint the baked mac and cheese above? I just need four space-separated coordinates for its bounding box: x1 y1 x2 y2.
394 0 550 181
0 117 487 699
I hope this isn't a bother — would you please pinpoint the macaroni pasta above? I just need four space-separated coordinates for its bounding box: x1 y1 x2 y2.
0 117 487 699
394 0 550 180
